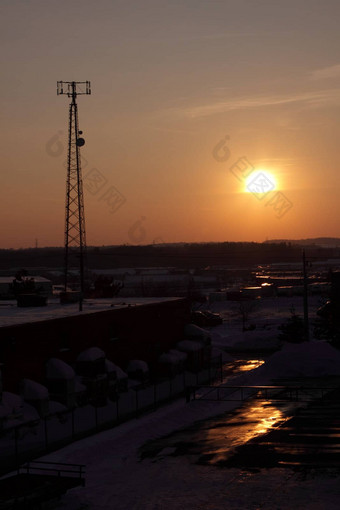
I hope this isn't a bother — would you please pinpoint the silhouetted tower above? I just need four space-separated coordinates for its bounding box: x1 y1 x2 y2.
57 81 91 309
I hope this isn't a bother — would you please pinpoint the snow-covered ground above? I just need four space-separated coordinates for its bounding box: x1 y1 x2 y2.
44 397 340 509
208 294 323 351
31 295 340 510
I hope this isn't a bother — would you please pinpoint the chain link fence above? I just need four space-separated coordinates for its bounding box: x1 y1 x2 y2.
0 355 222 474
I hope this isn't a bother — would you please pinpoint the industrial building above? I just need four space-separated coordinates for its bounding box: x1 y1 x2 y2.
0 297 191 392
0 276 52 299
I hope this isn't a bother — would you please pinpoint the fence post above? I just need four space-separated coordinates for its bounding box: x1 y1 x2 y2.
44 417 48 451
220 353 223 382
15 427 19 471
72 408 75 439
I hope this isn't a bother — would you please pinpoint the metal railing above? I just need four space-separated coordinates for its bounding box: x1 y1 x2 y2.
189 385 339 403
18 460 86 483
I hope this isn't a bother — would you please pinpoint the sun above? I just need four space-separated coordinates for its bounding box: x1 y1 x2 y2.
245 170 277 194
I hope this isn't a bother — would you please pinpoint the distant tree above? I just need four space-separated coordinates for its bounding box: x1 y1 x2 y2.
235 300 259 331
15 268 28 280
11 275 38 298
91 276 124 298
278 307 304 343
313 301 340 347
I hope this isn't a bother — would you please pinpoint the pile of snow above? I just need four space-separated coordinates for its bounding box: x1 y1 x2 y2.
184 324 210 343
20 401 40 423
75 377 87 393
158 352 176 364
159 349 187 365
211 347 235 363
105 361 127 381
105 359 118 374
127 360 149 373
228 333 282 352
49 401 68 414
0 392 41 425
20 379 49 400
251 341 340 383
176 340 203 352
168 349 187 362
46 358 75 380
77 347 105 362
210 323 281 351
209 329 232 348
0 392 23 418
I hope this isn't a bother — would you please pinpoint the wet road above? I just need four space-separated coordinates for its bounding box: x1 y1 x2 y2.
140 358 292 464
140 365 340 471
226 386 340 469
139 397 298 465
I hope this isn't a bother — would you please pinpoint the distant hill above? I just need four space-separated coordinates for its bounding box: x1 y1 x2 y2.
264 238 340 248
0 241 339 271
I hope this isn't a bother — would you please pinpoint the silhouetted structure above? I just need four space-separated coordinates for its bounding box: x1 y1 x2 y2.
57 81 91 310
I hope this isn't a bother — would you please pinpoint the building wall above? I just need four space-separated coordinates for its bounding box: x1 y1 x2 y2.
0 298 190 392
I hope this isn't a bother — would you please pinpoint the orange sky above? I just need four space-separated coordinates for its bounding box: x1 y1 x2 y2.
1 0 340 248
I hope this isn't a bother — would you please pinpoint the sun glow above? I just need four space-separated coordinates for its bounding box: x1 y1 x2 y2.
245 170 277 194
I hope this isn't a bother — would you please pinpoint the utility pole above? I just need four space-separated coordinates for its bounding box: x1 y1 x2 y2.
57 81 91 311
303 249 309 341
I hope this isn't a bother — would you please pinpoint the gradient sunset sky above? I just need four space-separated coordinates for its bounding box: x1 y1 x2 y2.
1 0 340 248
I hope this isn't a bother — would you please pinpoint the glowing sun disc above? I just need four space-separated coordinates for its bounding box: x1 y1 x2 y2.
245 170 277 194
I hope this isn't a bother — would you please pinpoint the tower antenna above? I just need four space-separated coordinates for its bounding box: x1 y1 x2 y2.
57 80 91 311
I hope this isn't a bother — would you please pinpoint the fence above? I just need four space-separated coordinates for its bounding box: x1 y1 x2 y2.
18 460 86 483
0 461 86 509
190 384 338 403
0 356 223 475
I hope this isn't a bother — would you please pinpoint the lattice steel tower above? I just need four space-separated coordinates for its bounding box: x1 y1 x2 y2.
57 81 91 309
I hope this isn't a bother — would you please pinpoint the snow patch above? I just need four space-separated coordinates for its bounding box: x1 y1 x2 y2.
46 358 75 380
49 401 68 415
159 349 188 364
21 379 49 400
252 341 340 383
0 392 23 418
127 360 149 373
105 359 117 374
184 323 210 340
76 347 105 362
177 340 203 352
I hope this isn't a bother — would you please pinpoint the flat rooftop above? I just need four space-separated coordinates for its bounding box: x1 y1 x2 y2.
0 276 51 283
0 297 184 328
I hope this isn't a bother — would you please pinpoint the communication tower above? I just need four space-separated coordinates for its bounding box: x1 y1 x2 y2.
57 80 91 310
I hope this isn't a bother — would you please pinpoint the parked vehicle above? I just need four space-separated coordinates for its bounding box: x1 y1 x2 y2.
191 310 223 327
